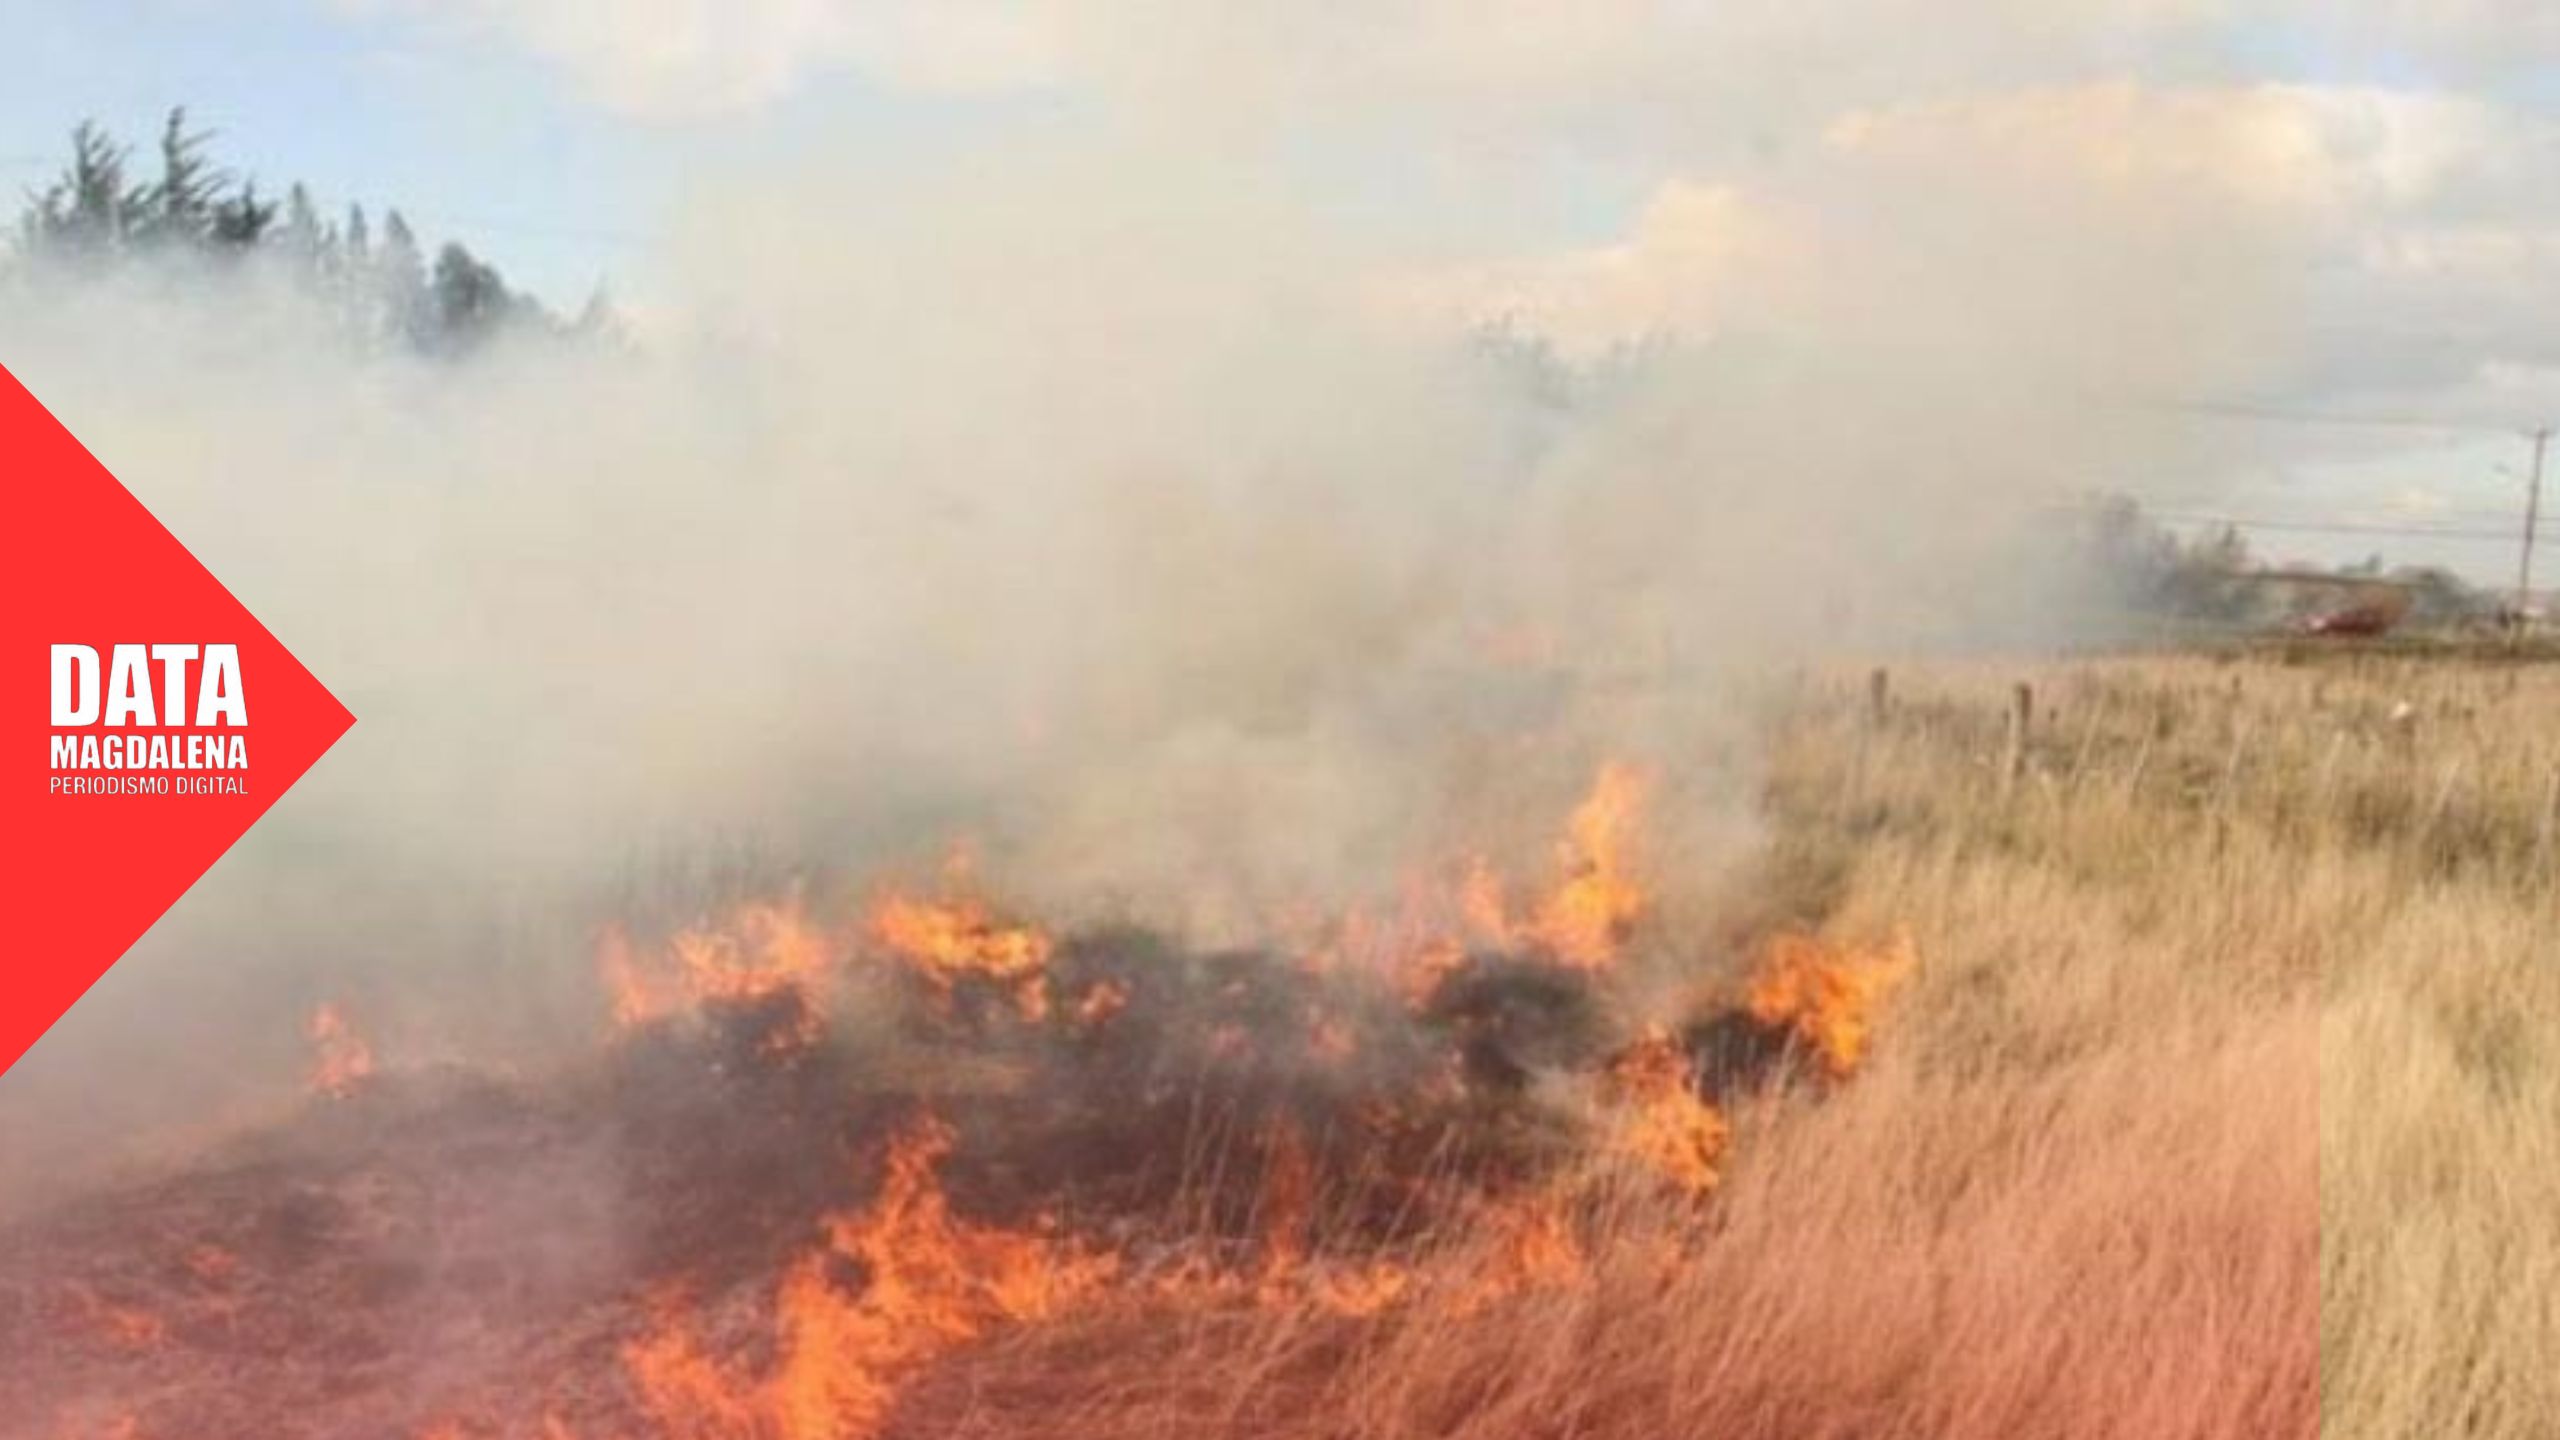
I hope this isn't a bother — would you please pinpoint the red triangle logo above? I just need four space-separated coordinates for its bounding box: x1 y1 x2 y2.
1 363 355 1075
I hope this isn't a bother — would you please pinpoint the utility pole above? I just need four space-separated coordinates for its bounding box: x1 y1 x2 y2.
2520 425 2550 627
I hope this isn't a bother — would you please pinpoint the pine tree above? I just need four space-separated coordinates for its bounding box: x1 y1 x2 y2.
278 183 324 270
210 181 276 250
134 108 222 250
20 120 140 261
429 241 511 352
7 109 582 356
376 209 429 347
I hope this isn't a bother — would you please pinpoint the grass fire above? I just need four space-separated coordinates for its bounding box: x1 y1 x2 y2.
11 6 2558 1433
3 764 1927 1440
116 615 2560 1438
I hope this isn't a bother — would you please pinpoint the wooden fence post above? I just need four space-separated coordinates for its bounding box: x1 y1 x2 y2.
2001 682 2033 798
2536 765 2558 875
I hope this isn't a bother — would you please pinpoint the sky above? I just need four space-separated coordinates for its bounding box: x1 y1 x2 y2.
6 0 2560 585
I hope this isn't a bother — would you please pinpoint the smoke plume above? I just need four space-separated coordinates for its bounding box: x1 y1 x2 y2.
0 60 2298 1204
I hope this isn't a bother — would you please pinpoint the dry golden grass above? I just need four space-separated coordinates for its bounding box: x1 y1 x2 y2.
1779 651 2556 1440
19 648 2540 1440
877 648 2556 1440
1775 651 2555 1440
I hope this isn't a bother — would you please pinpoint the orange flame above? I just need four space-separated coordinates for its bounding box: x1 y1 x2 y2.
1454 763 1650 971
596 925 658 1030
621 1293 761 1437
627 1115 1114 1440
867 893 1053 1024
1071 978 1128 1028
1605 1027 1729 1197
1528 762 1648 969
1248 1123 1414 1317
600 901 833 1054
304 1003 374 1099
1744 931 1917 1079
1452 1187 1588 1310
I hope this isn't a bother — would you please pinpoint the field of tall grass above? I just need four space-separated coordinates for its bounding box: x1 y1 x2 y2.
875 648 2551 1440
1773 650 2555 1440
12 647 2545 1440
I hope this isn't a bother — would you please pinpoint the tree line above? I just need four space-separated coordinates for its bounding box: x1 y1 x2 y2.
2072 493 2498 631
6 109 606 356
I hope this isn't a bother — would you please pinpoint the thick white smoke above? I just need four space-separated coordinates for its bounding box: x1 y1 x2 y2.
0 65 2299 1206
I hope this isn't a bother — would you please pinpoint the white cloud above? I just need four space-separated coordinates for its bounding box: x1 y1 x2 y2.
342 0 1060 114
1393 83 2308 376
1431 79 2560 409
1383 182 1798 358
340 0 2235 123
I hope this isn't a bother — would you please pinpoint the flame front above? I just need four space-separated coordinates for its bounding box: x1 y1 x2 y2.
867 893 1053 1024
33 762 1930 1439
1606 1026 1730 1196
1456 763 1650 973
1744 931 1917 1079
1530 762 1649 969
1453 1187 1587 1311
600 900 834 1055
627 1115 1114 1440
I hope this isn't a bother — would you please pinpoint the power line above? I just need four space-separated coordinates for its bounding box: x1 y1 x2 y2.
2134 396 2528 437
2040 497 2560 544
2520 427 2550 613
